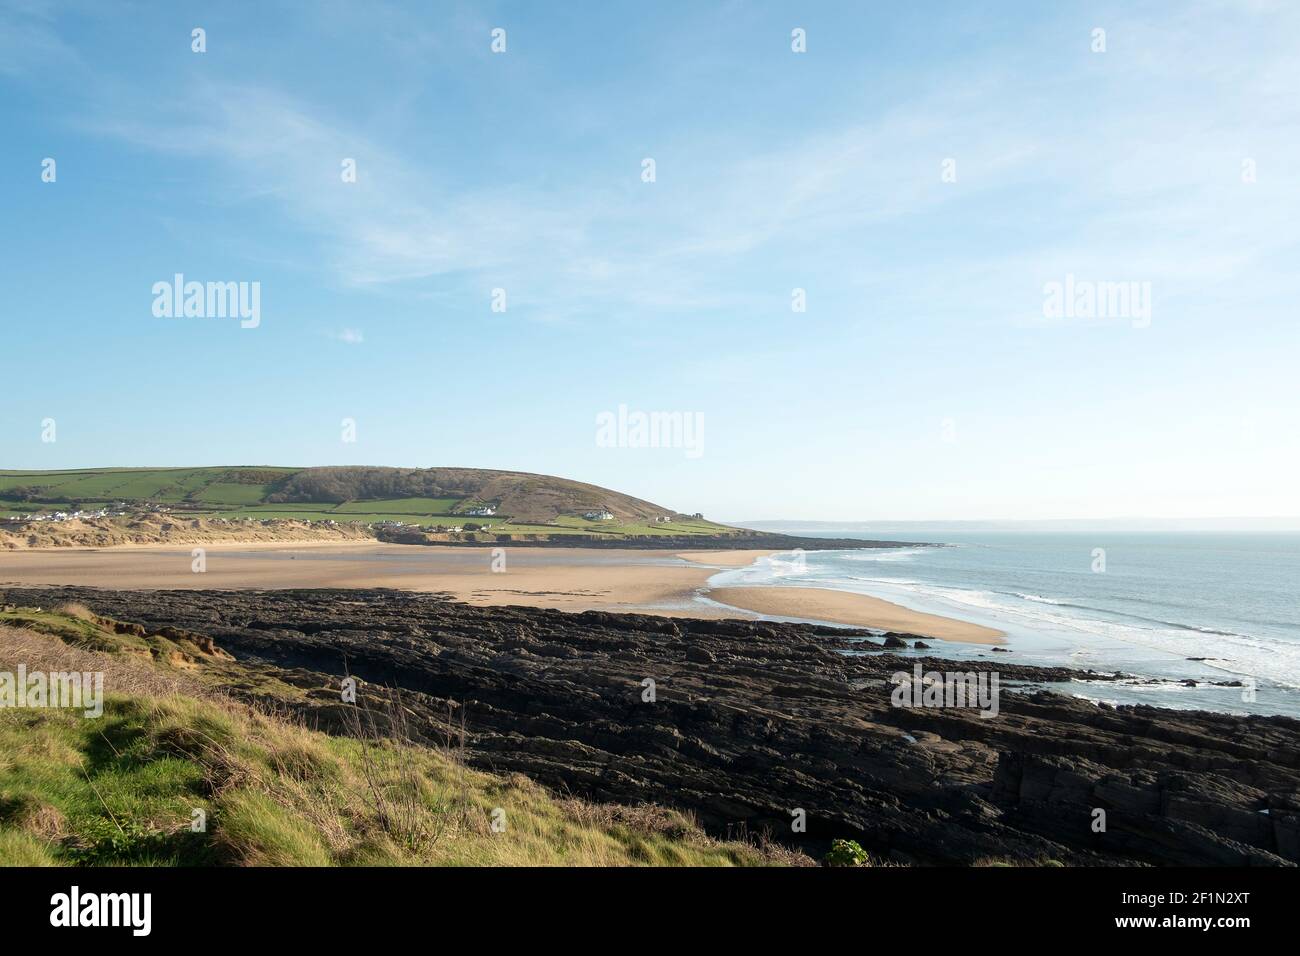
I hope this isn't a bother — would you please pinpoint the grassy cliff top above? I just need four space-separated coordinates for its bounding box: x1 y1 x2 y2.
0 607 801 867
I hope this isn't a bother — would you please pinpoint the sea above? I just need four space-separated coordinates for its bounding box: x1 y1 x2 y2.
703 531 1300 719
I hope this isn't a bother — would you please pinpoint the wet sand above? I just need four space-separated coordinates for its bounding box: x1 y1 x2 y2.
0 543 999 641
706 586 1005 644
676 549 779 567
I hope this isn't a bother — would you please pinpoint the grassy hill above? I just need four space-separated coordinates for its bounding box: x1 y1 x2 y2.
0 606 801 866
0 466 735 539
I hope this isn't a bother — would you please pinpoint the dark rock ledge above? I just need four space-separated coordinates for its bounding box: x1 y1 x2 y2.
4 586 1296 866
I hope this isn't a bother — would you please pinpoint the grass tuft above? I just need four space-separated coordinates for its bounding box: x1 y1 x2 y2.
0 621 803 867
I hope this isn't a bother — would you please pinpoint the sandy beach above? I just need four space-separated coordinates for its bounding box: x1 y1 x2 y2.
706 586 1005 644
0 544 716 614
0 542 1000 643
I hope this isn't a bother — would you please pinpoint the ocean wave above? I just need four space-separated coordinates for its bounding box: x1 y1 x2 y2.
839 548 924 563
743 547 1300 690
994 590 1252 639
839 575 924 587
804 574 1300 689
1011 591 1067 605
851 575 1258 643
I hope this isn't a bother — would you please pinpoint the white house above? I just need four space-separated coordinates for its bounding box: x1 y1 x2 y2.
584 509 615 521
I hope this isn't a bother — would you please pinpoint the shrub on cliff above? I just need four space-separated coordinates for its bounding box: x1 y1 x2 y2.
823 838 870 867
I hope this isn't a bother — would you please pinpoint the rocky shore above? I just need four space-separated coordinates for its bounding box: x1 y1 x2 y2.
5 586 1297 866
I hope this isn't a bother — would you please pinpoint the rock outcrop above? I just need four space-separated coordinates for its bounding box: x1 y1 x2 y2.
5 586 1296 866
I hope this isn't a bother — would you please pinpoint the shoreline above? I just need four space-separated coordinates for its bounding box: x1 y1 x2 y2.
706 586 1006 644
0 541 996 641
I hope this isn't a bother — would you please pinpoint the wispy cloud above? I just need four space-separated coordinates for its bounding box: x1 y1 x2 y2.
327 328 364 345
0 0 80 76
33 0 1300 332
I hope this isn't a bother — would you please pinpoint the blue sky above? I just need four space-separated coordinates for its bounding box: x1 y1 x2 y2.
1 0 1297 522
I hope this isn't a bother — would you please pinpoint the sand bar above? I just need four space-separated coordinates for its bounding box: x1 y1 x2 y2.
706 586 1005 644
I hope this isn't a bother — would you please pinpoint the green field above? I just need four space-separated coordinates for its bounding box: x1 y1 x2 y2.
0 467 740 539
332 497 464 515
0 467 295 509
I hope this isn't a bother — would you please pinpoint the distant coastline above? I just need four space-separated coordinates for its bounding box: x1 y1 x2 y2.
740 517 1300 533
